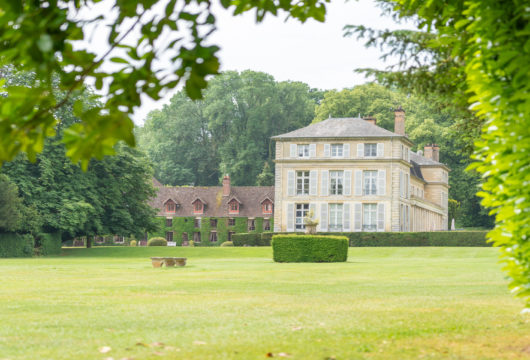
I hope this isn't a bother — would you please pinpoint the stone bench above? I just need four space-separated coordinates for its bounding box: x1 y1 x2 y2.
151 257 187 268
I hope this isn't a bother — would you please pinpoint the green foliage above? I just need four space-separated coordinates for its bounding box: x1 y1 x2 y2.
137 71 317 186
232 233 271 246
351 0 530 308
272 235 348 263
0 174 25 232
234 217 248 234
147 237 167 246
0 233 34 258
130 240 137 247
35 232 62 256
220 241 234 247
0 0 329 167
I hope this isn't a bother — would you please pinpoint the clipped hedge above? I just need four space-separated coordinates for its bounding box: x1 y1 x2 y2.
147 237 167 246
0 233 34 258
319 231 490 247
36 232 62 255
220 241 234 247
232 232 271 246
272 235 348 263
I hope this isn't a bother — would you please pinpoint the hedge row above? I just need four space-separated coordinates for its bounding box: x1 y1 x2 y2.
36 232 62 255
0 233 34 257
232 232 272 246
272 235 348 263
234 231 490 247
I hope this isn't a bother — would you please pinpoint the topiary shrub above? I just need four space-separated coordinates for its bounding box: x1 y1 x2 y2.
130 240 137 247
220 241 234 247
147 237 167 246
272 235 348 263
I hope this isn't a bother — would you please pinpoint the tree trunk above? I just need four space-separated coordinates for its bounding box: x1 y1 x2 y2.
86 236 92 248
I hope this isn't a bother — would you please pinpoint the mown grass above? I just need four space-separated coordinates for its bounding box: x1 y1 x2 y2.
0 247 528 359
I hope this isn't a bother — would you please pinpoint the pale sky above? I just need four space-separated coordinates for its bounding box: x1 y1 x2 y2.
80 0 411 124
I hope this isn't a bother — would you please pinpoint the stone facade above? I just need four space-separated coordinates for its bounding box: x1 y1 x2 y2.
272 110 449 233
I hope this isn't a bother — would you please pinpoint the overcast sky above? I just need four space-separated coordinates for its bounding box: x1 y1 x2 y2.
124 0 410 124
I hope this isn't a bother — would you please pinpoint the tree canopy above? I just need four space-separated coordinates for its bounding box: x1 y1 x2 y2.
136 70 319 186
349 0 530 309
0 0 329 169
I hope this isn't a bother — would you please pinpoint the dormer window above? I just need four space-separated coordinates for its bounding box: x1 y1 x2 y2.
228 199 240 214
165 200 177 213
192 199 204 214
262 200 273 214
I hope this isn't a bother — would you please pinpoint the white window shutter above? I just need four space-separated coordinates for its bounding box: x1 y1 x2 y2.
377 143 384 157
324 144 330 157
344 170 352 196
377 203 385 232
377 169 386 196
343 143 350 158
287 170 295 196
320 203 328 232
399 171 403 198
309 144 316 158
343 203 351 231
321 170 329 196
357 143 364 158
309 170 318 196
354 203 362 231
290 144 297 158
406 174 409 199
354 170 362 196
286 203 294 232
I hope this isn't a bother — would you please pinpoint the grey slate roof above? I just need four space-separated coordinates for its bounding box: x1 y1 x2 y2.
150 181 274 218
410 152 444 166
272 117 401 139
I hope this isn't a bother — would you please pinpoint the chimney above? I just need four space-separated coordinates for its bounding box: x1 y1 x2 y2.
222 174 231 196
432 144 440 162
424 144 434 160
363 115 377 126
394 106 405 135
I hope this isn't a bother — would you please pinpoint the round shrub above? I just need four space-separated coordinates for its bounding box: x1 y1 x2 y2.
147 237 167 246
220 241 234 247
272 235 348 263
189 240 195 247
129 240 137 247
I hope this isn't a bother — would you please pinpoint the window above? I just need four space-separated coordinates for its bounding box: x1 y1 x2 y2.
295 203 309 231
297 144 309 158
210 218 217 228
228 218 235 226
262 201 273 214
182 233 189 246
209 231 218 242
330 171 344 195
229 200 239 214
331 144 343 157
193 200 203 214
363 204 377 231
166 231 173 242
364 143 377 157
228 231 235 241
263 219 271 231
248 219 255 231
165 200 176 213
296 171 310 195
193 232 201 243
194 218 201 228
329 204 343 231
363 170 378 195
166 218 172 227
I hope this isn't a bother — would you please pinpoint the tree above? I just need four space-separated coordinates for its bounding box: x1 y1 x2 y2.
350 0 530 308
137 70 317 186
0 174 25 232
256 162 274 186
0 0 329 168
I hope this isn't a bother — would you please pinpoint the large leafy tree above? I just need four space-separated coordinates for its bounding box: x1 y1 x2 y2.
137 70 318 186
348 0 530 308
0 0 329 168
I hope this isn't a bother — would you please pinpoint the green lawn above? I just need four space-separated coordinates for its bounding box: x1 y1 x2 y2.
0 247 528 360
